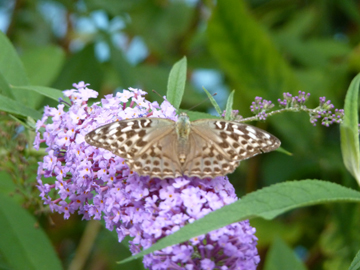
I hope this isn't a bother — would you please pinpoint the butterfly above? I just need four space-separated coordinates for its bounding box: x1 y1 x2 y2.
85 112 281 179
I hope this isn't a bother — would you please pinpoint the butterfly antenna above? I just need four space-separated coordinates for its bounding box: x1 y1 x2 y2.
188 93 217 111
152 90 164 100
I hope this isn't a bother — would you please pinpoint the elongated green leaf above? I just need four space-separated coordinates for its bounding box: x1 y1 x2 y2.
264 238 307 270
0 195 62 270
0 94 42 120
207 0 300 101
119 180 360 263
340 73 360 184
0 31 29 86
166 56 187 109
0 71 13 99
11 86 44 110
349 249 360 270
0 31 33 106
15 85 69 104
225 90 234 120
202 87 222 116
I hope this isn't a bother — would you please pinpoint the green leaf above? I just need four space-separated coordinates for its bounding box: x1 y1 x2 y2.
276 146 293 156
0 94 42 120
264 237 307 270
15 85 69 104
207 0 300 100
224 90 234 120
0 31 29 86
119 180 360 263
349 249 360 270
0 194 62 270
0 71 13 99
11 86 44 110
21 45 65 86
166 56 187 110
202 87 222 116
0 31 34 107
340 73 360 184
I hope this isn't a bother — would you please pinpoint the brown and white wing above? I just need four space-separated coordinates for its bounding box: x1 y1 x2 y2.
128 132 183 179
182 133 241 179
182 119 281 178
85 118 182 179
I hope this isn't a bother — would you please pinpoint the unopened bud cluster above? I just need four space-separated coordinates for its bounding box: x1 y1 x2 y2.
245 90 344 127
250 97 274 120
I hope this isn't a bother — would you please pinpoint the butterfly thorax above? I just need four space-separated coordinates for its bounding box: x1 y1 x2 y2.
176 113 191 164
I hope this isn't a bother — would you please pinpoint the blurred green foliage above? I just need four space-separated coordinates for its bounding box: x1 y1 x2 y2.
1 0 360 269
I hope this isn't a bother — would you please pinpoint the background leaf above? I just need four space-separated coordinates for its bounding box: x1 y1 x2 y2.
0 31 33 106
340 73 360 184
264 237 307 270
225 90 234 120
207 0 300 100
0 31 29 86
0 71 13 99
166 56 187 109
202 87 222 116
15 86 70 104
0 195 62 270
349 249 360 270
0 94 42 120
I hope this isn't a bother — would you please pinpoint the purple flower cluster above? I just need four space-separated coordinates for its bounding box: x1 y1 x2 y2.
221 110 241 121
309 97 344 126
276 91 344 126
277 91 310 109
250 97 274 120
34 82 259 270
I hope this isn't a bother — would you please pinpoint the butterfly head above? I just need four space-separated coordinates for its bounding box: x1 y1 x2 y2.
176 112 191 139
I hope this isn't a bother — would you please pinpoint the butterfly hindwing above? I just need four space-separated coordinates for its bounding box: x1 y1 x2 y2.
128 132 183 179
182 132 240 178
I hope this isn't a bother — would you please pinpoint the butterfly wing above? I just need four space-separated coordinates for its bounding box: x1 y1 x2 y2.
131 132 183 179
85 118 182 179
181 133 241 178
182 119 281 178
